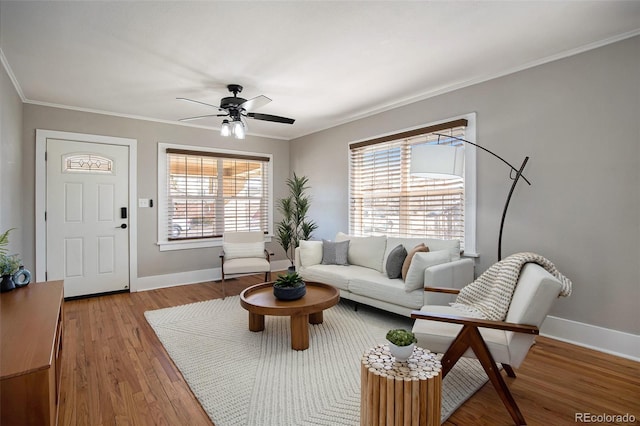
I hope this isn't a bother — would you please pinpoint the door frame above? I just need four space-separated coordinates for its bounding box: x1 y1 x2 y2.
35 129 138 291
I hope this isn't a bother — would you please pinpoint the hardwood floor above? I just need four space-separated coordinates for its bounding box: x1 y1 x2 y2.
59 275 640 425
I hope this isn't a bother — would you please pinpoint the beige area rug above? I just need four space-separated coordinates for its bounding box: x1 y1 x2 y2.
145 297 488 426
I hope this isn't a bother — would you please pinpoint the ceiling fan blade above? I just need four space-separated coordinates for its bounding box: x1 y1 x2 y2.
176 97 224 111
240 95 272 112
179 113 228 122
247 112 295 125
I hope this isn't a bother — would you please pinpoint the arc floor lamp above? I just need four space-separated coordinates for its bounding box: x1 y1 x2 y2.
411 133 531 261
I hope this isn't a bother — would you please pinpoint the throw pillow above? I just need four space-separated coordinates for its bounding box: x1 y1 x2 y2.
222 241 265 260
321 240 350 265
299 240 323 267
336 232 386 272
386 244 408 279
401 243 429 281
404 250 451 292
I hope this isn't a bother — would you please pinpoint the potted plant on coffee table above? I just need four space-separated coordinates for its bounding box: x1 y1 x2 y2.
273 271 306 301
386 329 417 362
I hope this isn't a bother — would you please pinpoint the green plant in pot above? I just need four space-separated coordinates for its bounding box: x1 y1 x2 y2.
386 329 417 362
275 173 318 271
272 272 306 301
0 229 20 293
0 228 13 256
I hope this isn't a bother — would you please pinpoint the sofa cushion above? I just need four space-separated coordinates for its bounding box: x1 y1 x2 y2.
299 264 380 291
349 275 425 310
321 240 349 265
404 250 451 292
402 243 429 281
386 244 407 279
336 232 387 272
299 240 323 267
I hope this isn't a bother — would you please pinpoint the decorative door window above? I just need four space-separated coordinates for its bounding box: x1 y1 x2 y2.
63 153 114 174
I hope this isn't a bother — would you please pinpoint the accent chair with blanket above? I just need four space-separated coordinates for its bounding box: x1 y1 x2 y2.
411 252 572 425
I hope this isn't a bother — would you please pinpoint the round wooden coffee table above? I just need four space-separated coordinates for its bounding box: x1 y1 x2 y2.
239 281 340 351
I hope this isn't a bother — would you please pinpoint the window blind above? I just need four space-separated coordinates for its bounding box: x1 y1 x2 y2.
166 149 270 240
349 120 467 248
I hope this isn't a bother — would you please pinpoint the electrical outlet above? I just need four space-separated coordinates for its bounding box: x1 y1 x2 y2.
138 198 150 208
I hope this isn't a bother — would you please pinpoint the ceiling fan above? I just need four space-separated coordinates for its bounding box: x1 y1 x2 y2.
177 84 295 139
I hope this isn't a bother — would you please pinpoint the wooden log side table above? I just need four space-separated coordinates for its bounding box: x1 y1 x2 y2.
360 344 442 426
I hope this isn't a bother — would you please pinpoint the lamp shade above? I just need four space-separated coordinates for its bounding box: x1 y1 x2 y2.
410 144 465 179
232 120 245 139
220 120 231 137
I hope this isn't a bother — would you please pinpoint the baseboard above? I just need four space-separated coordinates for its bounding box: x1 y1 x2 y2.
134 259 291 292
541 315 640 362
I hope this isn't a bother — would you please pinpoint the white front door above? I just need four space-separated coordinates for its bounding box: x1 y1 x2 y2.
46 139 130 297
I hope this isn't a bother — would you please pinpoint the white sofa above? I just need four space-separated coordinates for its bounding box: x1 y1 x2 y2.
294 233 474 317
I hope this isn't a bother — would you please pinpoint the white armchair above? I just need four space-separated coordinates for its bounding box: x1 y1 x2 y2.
411 263 566 425
220 231 271 298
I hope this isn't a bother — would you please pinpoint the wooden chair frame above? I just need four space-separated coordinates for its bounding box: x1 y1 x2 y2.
411 287 539 425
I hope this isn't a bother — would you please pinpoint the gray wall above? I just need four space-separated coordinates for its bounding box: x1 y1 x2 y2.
21 105 290 278
290 36 640 335
0 61 24 256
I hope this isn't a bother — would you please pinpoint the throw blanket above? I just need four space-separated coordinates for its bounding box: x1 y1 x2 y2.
451 252 572 321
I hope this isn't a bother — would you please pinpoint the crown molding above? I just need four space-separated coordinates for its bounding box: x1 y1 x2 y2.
0 48 26 102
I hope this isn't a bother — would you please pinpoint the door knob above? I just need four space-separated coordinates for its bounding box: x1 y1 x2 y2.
116 224 127 229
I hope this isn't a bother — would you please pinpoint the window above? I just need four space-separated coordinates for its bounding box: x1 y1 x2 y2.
64 153 113 173
158 144 272 250
349 116 476 253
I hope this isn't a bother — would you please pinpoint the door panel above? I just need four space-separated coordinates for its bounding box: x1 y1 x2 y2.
97 236 115 274
98 184 115 221
47 139 129 297
65 183 83 222
64 238 84 277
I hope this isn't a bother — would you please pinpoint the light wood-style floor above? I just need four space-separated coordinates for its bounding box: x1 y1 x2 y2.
59 275 640 426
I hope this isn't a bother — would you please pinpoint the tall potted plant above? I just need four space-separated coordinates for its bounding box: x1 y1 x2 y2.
275 173 318 269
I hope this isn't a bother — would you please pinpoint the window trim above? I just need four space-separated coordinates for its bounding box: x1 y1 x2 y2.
157 143 274 251
348 113 477 256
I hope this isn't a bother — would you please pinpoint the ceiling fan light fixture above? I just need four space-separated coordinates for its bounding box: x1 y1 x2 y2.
220 119 231 137
232 120 245 139
178 84 295 136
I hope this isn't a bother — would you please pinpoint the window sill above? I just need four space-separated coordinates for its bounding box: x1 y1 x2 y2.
157 235 273 252
157 238 222 251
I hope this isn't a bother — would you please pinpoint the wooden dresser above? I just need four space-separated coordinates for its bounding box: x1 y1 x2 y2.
1 280 64 426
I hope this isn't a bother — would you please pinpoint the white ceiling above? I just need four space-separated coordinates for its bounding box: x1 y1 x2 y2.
1 1 639 140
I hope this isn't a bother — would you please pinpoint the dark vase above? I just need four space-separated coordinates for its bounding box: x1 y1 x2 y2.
273 283 306 301
1 274 16 293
